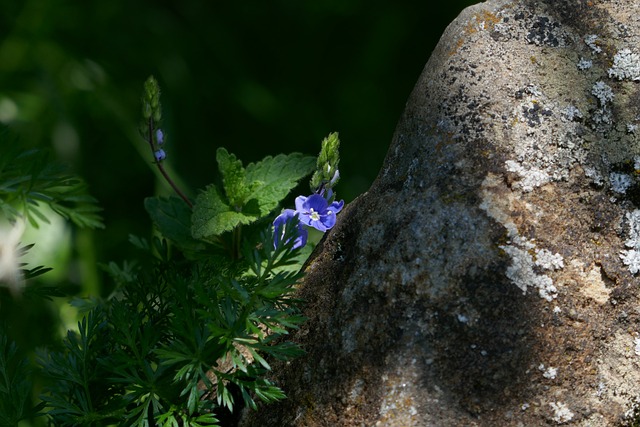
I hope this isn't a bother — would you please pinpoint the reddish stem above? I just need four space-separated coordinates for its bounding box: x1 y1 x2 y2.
146 118 193 209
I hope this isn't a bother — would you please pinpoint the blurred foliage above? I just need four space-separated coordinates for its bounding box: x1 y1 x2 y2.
0 0 477 397
1 0 477 255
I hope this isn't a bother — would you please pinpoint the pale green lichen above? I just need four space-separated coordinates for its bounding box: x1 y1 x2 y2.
505 160 551 192
550 401 574 424
591 81 614 105
584 34 602 54
534 249 564 271
538 364 558 380
608 49 640 81
620 210 640 274
501 244 558 301
610 172 634 194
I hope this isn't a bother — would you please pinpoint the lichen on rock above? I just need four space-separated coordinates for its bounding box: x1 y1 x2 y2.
240 1 640 426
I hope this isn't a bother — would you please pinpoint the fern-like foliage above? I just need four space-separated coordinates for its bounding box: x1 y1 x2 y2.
0 334 44 426
14 79 342 425
38 225 305 426
0 132 103 229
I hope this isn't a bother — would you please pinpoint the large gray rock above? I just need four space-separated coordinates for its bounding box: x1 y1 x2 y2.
241 0 640 425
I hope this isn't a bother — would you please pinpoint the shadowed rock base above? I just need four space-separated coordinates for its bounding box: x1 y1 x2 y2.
241 1 640 425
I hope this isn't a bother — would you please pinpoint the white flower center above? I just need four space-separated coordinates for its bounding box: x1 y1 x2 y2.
309 208 321 221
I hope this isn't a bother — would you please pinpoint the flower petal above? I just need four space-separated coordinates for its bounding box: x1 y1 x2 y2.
273 209 307 249
294 195 308 212
309 219 329 232
320 211 336 229
329 199 344 214
303 194 329 212
293 226 308 249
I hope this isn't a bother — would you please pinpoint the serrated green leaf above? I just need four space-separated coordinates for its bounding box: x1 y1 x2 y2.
145 196 203 251
216 148 249 208
191 185 259 239
245 153 315 216
192 150 314 239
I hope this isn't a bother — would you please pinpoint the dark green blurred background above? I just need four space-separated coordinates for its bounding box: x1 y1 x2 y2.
1 0 477 348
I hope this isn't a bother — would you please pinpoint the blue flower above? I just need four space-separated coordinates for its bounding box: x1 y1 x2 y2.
156 129 165 145
154 149 166 162
273 209 307 249
295 194 344 232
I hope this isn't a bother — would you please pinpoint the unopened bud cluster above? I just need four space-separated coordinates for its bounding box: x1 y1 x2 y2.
141 76 167 163
274 132 344 250
309 132 341 200
142 76 162 122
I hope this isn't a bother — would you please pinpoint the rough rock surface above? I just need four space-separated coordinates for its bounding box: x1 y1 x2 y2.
241 1 640 425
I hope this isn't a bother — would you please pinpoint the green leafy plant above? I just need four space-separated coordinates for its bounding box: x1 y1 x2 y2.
191 148 315 240
0 335 43 426
0 136 103 230
0 76 345 426
0 128 103 295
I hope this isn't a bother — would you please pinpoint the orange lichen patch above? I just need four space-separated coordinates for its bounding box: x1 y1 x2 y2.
478 10 502 29
451 10 502 56
466 10 502 34
449 37 466 56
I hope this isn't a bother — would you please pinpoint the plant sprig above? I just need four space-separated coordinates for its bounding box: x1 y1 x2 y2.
0 132 103 229
141 76 193 209
7 76 344 426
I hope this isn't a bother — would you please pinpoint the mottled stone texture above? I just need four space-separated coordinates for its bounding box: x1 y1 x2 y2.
241 1 640 425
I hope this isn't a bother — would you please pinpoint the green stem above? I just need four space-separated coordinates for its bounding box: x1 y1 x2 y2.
146 118 193 209
232 225 242 260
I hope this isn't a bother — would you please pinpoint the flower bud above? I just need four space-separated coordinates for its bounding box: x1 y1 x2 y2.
142 102 152 120
311 132 341 193
156 129 164 145
154 149 166 162
142 76 162 122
